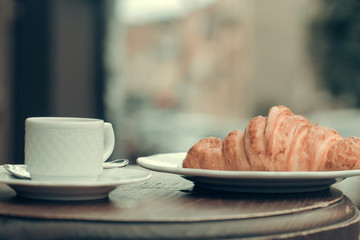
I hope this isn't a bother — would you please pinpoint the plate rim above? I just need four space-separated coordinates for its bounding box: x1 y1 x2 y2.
136 152 360 180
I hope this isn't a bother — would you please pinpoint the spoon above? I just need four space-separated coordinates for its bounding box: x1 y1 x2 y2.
3 159 129 180
103 159 129 169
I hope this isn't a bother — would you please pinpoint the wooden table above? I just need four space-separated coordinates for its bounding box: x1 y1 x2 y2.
0 166 359 239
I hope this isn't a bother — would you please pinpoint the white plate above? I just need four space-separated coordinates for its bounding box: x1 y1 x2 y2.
0 166 151 200
137 152 360 193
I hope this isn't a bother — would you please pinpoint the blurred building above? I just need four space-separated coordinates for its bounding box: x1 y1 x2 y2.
123 0 252 118
119 0 331 121
102 0 339 161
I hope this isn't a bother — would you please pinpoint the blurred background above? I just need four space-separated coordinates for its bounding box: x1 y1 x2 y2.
1 0 360 202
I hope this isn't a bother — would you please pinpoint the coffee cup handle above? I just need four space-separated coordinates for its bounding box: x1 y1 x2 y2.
103 122 115 161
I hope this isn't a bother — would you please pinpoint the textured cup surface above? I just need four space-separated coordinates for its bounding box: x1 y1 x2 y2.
25 117 115 181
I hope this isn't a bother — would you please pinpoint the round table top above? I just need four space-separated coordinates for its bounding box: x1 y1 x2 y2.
0 166 359 239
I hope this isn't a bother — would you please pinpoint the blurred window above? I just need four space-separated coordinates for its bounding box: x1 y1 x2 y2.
104 0 360 162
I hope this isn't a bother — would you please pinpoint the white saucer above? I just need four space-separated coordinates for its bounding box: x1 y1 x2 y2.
0 166 151 200
137 152 360 193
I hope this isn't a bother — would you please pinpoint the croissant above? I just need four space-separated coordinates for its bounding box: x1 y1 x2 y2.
183 106 360 171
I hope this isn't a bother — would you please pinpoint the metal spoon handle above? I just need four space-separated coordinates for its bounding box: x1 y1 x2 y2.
4 164 30 179
103 159 129 169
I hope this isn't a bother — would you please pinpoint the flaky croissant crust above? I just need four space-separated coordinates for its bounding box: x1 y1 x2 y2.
183 106 360 171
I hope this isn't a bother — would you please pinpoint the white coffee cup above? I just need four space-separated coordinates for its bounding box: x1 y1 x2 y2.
25 117 115 181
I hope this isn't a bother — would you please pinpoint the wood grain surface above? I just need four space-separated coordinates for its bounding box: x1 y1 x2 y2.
0 166 359 239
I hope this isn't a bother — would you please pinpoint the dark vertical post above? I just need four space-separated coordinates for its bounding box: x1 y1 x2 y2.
92 0 106 119
12 0 51 163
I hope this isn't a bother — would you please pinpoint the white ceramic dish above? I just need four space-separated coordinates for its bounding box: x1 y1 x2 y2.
137 152 360 193
0 166 151 200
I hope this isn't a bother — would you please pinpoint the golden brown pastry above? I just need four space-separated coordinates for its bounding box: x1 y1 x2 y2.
182 105 360 171
183 137 226 170
223 130 250 171
324 137 360 170
243 116 268 171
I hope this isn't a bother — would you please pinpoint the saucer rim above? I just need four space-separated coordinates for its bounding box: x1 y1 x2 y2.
0 165 152 188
